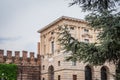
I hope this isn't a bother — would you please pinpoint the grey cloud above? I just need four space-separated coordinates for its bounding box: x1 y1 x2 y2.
0 36 22 43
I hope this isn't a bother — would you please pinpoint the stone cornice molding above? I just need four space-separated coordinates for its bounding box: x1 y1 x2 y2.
37 16 87 33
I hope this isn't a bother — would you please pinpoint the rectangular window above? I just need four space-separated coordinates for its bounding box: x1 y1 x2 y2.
58 61 60 66
70 27 74 30
51 41 54 53
51 31 54 35
43 35 46 38
84 29 89 32
84 39 89 43
58 75 61 80
73 75 77 80
72 61 76 66
43 65 45 70
44 45 46 54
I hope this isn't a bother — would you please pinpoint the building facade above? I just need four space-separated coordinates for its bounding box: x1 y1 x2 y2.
38 16 115 80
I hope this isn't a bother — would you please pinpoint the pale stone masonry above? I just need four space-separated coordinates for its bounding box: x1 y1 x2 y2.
38 16 115 80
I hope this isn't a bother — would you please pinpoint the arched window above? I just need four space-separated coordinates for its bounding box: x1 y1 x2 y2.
48 65 54 80
85 65 92 80
101 66 108 80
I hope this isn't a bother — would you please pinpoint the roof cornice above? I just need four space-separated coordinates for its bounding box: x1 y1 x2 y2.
37 16 87 33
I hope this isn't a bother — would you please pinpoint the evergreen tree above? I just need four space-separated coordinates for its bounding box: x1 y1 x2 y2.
58 0 120 79
69 0 120 12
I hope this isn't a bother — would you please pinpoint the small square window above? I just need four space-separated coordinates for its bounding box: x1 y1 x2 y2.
58 27 62 31
84 39 89 43
70 27 74 30
51 31 54 35
84 29 89 32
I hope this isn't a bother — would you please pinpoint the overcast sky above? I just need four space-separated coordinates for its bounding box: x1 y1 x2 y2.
0 0 90 56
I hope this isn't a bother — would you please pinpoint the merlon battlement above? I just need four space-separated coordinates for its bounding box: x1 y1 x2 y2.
0 49 41 66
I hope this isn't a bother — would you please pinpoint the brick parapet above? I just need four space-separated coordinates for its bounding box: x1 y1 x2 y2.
0 49 41 66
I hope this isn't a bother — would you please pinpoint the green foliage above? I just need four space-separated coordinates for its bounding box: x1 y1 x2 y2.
58 0 120 79
85 11 120 63
0 64 17 80
58 11 120 79
69 0 120 12
58 26 105 65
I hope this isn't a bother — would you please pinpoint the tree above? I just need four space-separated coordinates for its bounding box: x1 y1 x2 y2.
0 64 17 80
58 0 120 80
69 0 120 12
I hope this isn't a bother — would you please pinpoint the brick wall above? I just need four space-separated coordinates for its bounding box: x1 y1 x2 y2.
0 49 41 80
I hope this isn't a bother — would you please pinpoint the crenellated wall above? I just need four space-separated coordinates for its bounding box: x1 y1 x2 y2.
0 49 41 66
0 49 41 80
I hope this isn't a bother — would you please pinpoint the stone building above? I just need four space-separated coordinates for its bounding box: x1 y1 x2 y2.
37 16 115 80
